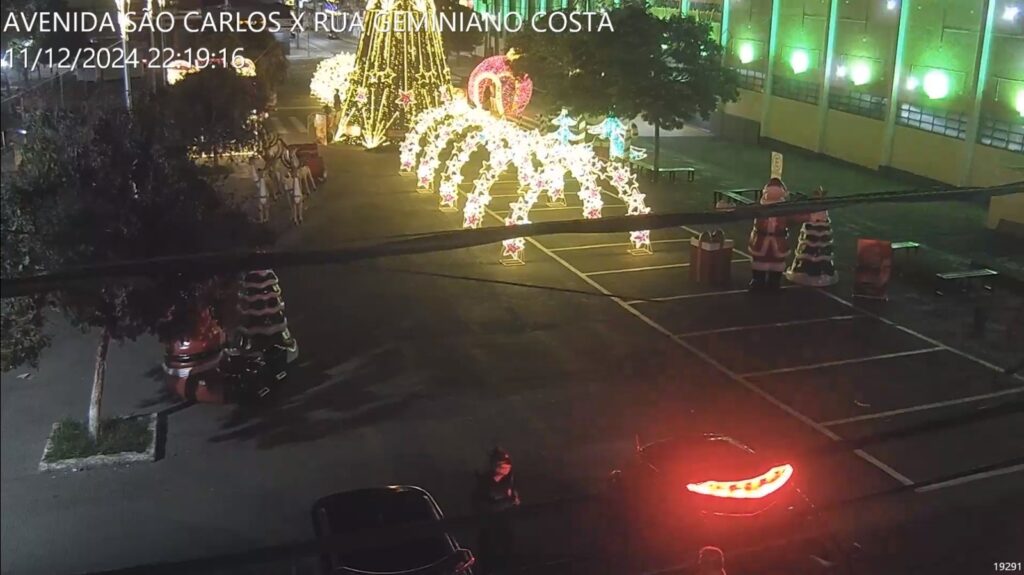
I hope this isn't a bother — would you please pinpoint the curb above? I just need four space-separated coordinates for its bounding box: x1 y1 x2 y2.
38 413 160 473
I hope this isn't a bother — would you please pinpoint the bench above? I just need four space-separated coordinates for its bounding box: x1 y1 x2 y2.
891 241 921 274
629 160 696 182
935 268 999 295
713 188 759 209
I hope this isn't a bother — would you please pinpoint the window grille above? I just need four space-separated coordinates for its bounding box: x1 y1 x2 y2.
772 75 819 105
896 102 967 140
828 87 887 120
978 115 1024 153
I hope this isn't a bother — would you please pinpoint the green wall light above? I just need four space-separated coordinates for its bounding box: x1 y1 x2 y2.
1016 90 1024 117
790 49 810 74
836 64 847 78
923 70 950 99
906 76 919 91
850 61 872 86
738 42 755 64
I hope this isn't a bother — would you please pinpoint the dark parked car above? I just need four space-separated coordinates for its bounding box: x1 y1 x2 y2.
608 433 852 573
312 486 475 575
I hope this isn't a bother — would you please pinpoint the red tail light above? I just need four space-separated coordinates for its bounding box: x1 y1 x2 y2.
686 464 794 499
453 549 476 574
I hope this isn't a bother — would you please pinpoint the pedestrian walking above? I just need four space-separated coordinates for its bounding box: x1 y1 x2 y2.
257 173 270 223
249 154 264 189
473 448 520 574
333 88 342 113
697 546 726 575
289 171 304 225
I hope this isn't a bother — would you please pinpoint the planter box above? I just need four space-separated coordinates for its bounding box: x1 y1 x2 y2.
38 414 159 473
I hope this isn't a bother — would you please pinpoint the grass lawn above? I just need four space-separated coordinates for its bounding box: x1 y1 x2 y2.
44 417 152 462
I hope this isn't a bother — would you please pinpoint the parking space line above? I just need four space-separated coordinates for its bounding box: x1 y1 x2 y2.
678 224 1022 385
914 462 1024 493
821 386 1024 427
741 347 944 378
585 260 747 277
625 285 801 305
549 238 691 253
486 210 914 486
677 314 860 338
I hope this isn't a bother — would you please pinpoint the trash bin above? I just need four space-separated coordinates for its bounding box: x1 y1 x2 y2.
689 230 733 287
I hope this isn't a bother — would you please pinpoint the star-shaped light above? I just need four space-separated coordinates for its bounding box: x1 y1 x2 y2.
464 210 482 228
507 200 531 225
626 193 651 216
355 87 368 103
440 189 459 207
502 238 525 257
630 230 651 251
396 89 416 108
583 203 603 219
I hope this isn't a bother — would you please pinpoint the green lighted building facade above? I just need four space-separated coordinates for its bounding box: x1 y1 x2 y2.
715 0 1023 187
472 0 1022 187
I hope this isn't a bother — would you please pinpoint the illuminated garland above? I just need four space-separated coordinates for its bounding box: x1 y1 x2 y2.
402 99 653 262
336 0 453 149
309 52 357 106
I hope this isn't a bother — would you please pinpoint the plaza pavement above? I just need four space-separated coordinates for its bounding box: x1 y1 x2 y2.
2 57 1022 575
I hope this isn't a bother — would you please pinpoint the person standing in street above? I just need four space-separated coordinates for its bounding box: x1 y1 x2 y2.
257 173 270 223
289 171 304 225
333 88 342 113
473 448 520 574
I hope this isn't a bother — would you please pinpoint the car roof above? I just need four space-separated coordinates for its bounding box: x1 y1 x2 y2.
312 486 455 574
313 486 442 533
638 433 772 481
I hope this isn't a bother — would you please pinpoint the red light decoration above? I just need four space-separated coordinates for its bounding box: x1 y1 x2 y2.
686 464 794 499
467 50 533 119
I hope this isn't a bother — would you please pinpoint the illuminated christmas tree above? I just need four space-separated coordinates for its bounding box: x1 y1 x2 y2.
338 0 453 149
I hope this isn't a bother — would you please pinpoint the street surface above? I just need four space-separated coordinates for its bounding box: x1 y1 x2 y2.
2 51 1022 575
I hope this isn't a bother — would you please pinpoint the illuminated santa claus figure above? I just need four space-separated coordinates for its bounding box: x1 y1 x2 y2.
748 177 799 291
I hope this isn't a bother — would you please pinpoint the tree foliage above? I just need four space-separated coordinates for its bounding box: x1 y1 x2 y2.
434 0 483 55
509 2 738 165
0 103 272 372
161 67 268 159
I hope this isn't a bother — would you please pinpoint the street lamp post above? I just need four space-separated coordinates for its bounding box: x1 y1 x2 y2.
114 0 133 110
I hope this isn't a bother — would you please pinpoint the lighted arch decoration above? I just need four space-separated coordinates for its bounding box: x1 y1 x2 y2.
400 100 653 263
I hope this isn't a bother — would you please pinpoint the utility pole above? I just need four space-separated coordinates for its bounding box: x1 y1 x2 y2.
115 0 133 111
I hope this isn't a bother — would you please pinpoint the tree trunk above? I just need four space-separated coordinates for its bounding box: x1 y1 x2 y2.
653 122 661 181
88 328 111 442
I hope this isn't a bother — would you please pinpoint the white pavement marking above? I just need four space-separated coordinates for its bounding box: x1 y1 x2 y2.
740 347 944 378
679 224 1022 385
914 463 1024 493
821 386 1024 426
483 208 914 486
584 259 747 277
677 314 860 338
288 116 307 133
625 285 802 305
816 289 1024 384
549 238 691 252
584 263 692 276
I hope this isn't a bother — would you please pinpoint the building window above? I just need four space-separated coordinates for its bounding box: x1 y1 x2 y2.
772 75 819 105
828 87 887 120
978 116 1024 153
896 102 967 140
735 68 765 92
